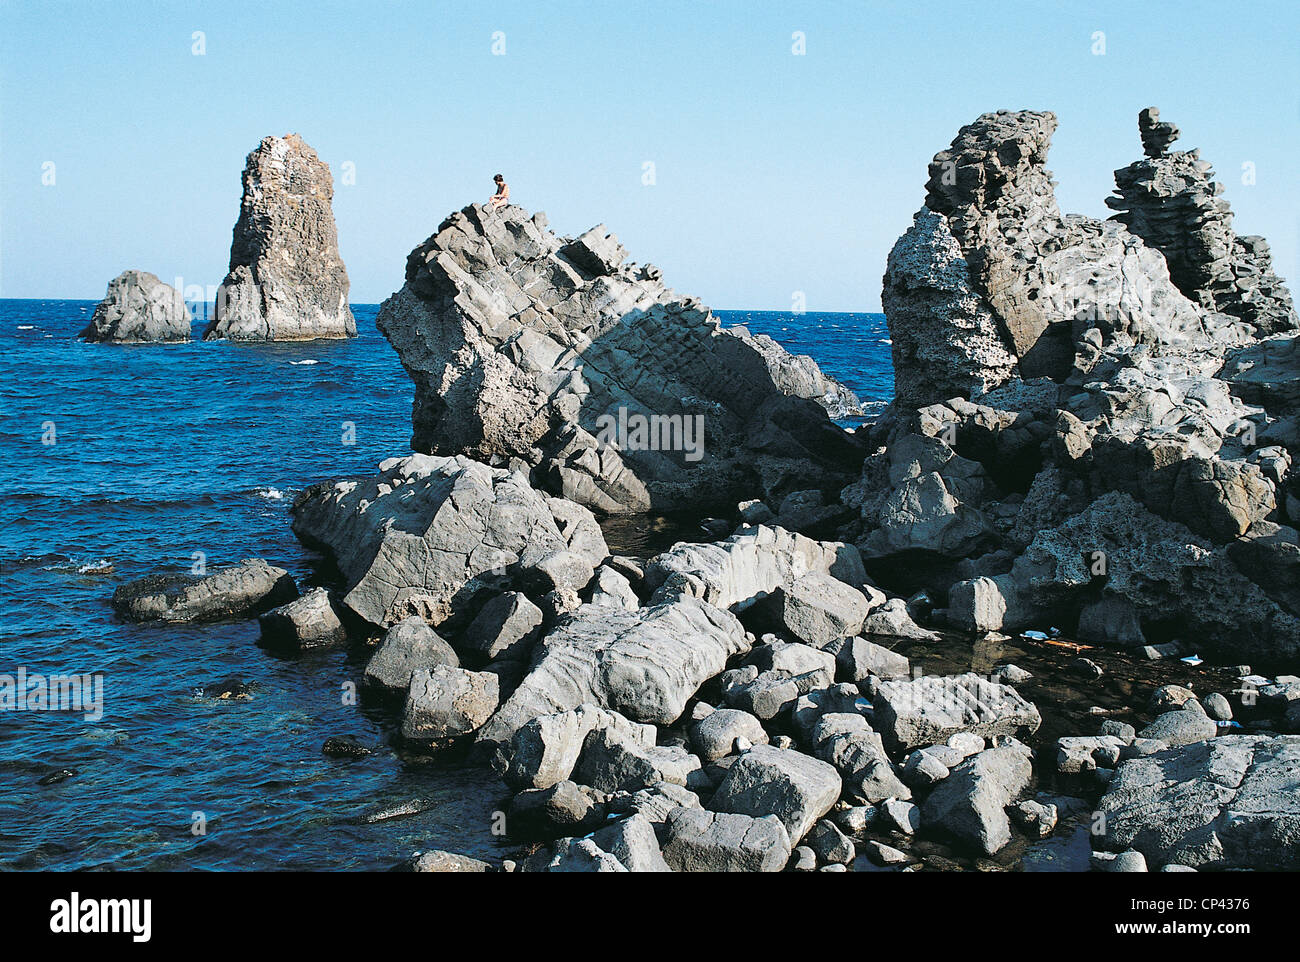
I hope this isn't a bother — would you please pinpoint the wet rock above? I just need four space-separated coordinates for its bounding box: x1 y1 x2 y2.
401 665 500 746
112 558 297 623
873 672 1042 753
920 744 1034 856
375 202 862 514
201 677 255 700
204 133 355 341
258 587 348 650
363 616 458 692
410 850 493 872
322 735 373 758
1098 735 1300 870
508 780 605 839
709 744 842 846
38 769 76 786
660 807 791 872
81 270 190 343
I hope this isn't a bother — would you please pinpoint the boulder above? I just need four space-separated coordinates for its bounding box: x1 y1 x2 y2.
507 780 605 839
461 592 543 661
204 133 355 341
758 573 877 647
691 708 769 764
572 726 701 794
291 454 605 628
1097 735 1300 870
363 616 459 691
873 672 1042 753
660 807 791 872
112 558 297 623
708 744 842 845
410 850 493 872
257 587 347 650
504 703 655 791
401 665 500 745
1139 709 1218 748
921 744 1034 855
477 596 749 752
81 270 190 343
824 635 910 682
588 814 671 872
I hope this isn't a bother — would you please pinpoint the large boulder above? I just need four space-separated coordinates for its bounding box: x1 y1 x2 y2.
1097 735 1300 870
708 744 842 845
204 133 355 341
291 453 607 628
873 672 1042 753
374 203 863 514
111 558 297 623
660 807 791 872
363 616 459 692
401 665 500 746
477 597 750 753
921 743 1034 855
504 703 656 791
81 270 190 343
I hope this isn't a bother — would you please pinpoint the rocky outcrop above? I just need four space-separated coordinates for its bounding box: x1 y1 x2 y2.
204 134 355 342
1107 108 1298 336
374 203 862 514
291 453 607 628
112 558 297 622
1097 735 1300 870
81 270 191 343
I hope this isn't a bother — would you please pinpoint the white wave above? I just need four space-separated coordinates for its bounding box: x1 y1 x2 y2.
17 325 35 330
76 559 115 574
256 487 286 500
289 359 320 366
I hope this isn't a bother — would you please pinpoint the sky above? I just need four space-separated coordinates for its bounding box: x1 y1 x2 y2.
2 0 1297 312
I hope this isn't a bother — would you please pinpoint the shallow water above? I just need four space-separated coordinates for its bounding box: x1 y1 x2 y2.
0 300 889 870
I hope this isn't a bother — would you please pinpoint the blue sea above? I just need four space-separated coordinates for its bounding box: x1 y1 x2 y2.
0 300 894 871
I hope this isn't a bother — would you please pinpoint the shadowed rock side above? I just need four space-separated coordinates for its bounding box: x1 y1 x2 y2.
861 107 1300 664
81 270 190 343
203 133 355 342
375 204 863 514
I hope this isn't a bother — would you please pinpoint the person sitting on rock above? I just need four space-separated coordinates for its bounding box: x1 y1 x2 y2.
489 174 509 210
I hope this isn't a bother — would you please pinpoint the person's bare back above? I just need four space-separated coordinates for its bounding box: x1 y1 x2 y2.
489 173 509 209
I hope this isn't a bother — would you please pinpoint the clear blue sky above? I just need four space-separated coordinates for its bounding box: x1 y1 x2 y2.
3 0 1297 311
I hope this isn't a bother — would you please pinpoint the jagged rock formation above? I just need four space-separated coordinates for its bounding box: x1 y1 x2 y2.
1108 109 1298 336
81 270 190 343
860 107 1300 662
203 134 355 341
375 204 863 514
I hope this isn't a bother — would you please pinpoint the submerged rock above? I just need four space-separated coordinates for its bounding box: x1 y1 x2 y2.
204 133 355 341
374 203 862 513
81 270 190 343
112 558 297 623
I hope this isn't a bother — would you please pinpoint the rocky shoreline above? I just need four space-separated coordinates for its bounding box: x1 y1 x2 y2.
107 106 1300 872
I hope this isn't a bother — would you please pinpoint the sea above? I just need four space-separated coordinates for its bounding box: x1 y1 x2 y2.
0 301 894 870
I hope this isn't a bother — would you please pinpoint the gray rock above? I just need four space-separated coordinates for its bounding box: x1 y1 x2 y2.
410 850 493 872
477 596 749 753
81 270 190 343
879 798 921 836
825 635 910 682
864 839 910 866
759 573 877 647
375 203 862 514
508 780 605 839
1139 709 1218 748
691 708 769 763
204 134 355 341
590 814 671 872
873 672 1042 753
503 703 656 791
1149 685 1197 713
258 587 347 650
709 744 842 846
572 726 701 794
791 846 817 872
902 749 951 788
921 745 1034 856
807 819 855 865
462 592 544 662
401 665 500 745
1056 736 1126 774
660 807 791 872
588 565 640 611
1098 735 1300 870
1009 799 1058 838
860 598 941 642
112 558 297 623
530 837 628 873
364 615 458 691
291 454 606 628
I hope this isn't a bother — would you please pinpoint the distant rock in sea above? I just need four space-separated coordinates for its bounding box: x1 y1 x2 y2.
375 204 863 514
203 133 355 342
80 270 190 343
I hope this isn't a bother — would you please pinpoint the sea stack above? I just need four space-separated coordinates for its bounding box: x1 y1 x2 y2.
374 204 863 514
203 134 355 342
80 270 191 343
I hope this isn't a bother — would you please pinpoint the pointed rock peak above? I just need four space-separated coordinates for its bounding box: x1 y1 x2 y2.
1138 107 1180 158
